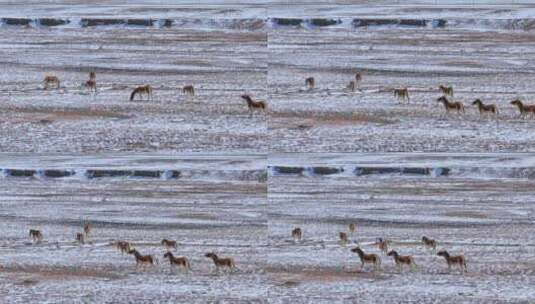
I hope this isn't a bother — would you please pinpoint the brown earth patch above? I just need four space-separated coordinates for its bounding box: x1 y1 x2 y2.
443 211 489 219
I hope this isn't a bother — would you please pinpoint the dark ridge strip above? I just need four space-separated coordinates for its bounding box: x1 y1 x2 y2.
80 18 126 27
270 166 449 177
126 19 155 27
351 18 446 28
6 169 35 177
85 170 133 178
272 18 303 26
272 166 305 174
308 18 342 27
132 170 162 178
311 167 343 175
166 170 181 179
38 18 69 27
43 170 75 178
161 19 174 27
2 18 31 26
354 167 401 175
401 168 430 175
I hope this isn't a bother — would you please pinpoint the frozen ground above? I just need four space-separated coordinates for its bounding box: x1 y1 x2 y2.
0 22 266 153
0 154 267 303
268 20 535 152
268 154 535 303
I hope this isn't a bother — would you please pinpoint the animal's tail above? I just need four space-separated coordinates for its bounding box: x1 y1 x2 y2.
130 89 136 101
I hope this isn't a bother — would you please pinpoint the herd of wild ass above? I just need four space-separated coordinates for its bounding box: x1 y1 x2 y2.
292 225 468 274
41 72 267 114
26 222 466 276
27 224 236 274
309 72 531 119
41 71 534 119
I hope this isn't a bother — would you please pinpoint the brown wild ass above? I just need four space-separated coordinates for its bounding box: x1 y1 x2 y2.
161 239 178 250
205 252 235 274
305 77 315 90
84 222 91 237
43 75 60 90
84 79 97 93
183 85 195 96
292 227 303 242
75 232 85 244
128 249 156 268
116 241 131 254
393 88 409 102
130 85 153 101
387 250 416 272
351 247 381 271
511 99 535 119
376 238 389 255
29 229 43 242
346 80 356 92
355 73 362 85
437 96 464 114
84 72 97 93
241 95 266 113
472 99 498 118
421 236 437 252
437 250 467 273
163 252 191 273
439 85 453 97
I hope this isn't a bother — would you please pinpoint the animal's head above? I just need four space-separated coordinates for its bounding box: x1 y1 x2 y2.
511 99 522 105
437 96 447 103
163 252 172 258
472 99 482 105
437 250 448 257
241 95 251 101
350 247 362 254
422 236 427 241
205 252 216 259
127 249 137 255
387 250 397 257
161 239 167 245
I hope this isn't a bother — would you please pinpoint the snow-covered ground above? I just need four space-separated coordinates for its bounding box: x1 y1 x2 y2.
268 19 535 152
0 154 267 303
268 154 535 303
0 22 267 153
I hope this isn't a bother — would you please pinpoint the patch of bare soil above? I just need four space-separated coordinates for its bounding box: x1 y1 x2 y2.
267 265 388 284
1 265 123 281
443 211 489 219
1 106 131 124
272 110 393 128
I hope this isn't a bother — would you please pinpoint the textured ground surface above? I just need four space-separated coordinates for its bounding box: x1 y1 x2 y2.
268 21 535 152
0 155 267 303
0 23 267 153
268 154 535 303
